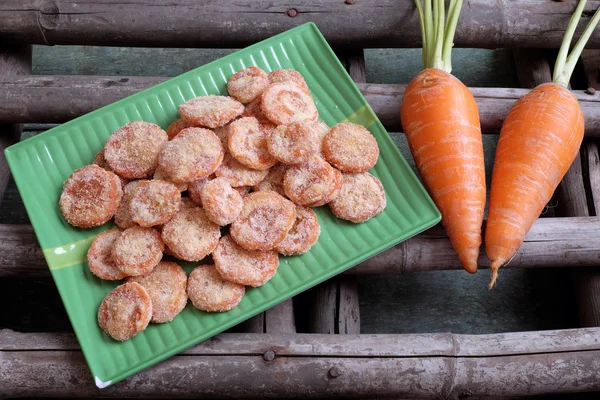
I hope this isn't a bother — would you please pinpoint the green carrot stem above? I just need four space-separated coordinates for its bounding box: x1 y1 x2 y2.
442 0 463 73
423 0 434 67
414 0 427 68
431 0 446 70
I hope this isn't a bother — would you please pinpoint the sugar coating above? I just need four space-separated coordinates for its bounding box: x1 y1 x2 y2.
330 172 387 223
93 150 129 187
261 83 318 126
180 196 198 209
242 97 272 125
187 178 209 205
59 165 123 228
87 228 126 280
187 264 245 312
283 155 337 206
166 118 194 140
267 122 319 165
275 206 321 256
234 186 251 197
307 167 342 207
322 122 379 172
268 69 309 91
215 153 268 187
228 117 277 170
130 180 181 227
161 208 220 262
114 180 144 229
127 261 188 323
311 120 330 157
213 235 279 287
201 177 243 226
230 191 296 251
158 127 224 183
178 95 244 128
253 163 288 196
154 165 188 192
112 226 164 276
212 124 231 147
227 66 269 103
97 281 152 341
104 121 168 179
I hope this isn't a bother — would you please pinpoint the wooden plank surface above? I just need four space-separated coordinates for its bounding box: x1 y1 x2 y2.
1 0 600 49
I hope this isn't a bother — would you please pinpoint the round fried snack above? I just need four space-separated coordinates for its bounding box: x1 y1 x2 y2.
228 117 277 170
153 165 188 192
180 196 198 209
93 150 129 187
166 118 195 140
213 235 279 287
98 281 152 341
227 66 269 103
312 120 330 156
178 95 244 128
158 127 224 183
187 264 245 312
161 208 220 262
253 163 288 196
215 153 268 187
87 228 126 280
127 261 188 323
60 165 123 228
242 98 272 125
112 226 164 276
283 155 337 206
322 122 379 172
130 180 181 227
114 180 143 229
268 69 309 91
267 122 319 165
307 167 342 207
330 172 386 223
230 191 296 251
234 186 251 197
261 83 318 126
104 121 168 179
187 178 208 205
275 206 321 256
201 177 243 226
212 124 230 148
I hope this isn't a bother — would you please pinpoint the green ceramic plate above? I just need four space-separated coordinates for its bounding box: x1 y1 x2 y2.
5 23 440 387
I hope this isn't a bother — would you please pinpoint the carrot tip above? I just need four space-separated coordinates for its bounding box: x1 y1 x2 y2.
488 268 499 290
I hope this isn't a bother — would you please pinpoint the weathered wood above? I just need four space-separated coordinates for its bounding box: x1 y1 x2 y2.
3 217 600 278
0 43 32 205
2 0 600 49
265 299 296 333
583 141 600 214
337 276 360 334
308 280 337 334
3 329 600 398
2 76 600 135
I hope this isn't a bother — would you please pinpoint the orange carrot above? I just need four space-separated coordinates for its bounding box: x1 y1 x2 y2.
486 0 600 287
400 0 485 273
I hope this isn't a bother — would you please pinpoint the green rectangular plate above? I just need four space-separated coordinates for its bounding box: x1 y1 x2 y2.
5 23 440 387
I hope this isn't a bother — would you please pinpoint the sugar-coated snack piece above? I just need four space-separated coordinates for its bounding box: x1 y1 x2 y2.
242 97 272 125
227 66 269 103
98 282 152 341
158 127 224 183
127 261 188 323
59 165 123 228
230 191 296 251
129 180 181 227
212 124 231 148
112 226 164 276
267 122 319 165
234 186 251 197
114 180 143 229
228 117 277 170
178 95 244 128
187 178 208 205
104 121 168 179
307 167 342 207
261 83 318 126
200 177 243 226
311 120 330 157
268 69 309 91
93 150 129 187
180 196 198 209
329 172 386 223
322 122 379 172
213 235 279 287
253 163 288 196
166 118 194 140
275 206 321 256
153 165 188 192
283 155 337 206
87 228 126 280
215 153 268 187
187 264 245 312
161 208 220 262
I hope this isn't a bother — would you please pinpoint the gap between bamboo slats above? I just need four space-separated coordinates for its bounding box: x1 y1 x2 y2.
2 217 600 278
0 77 599 135
1 0 600 49
2 328 600 398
